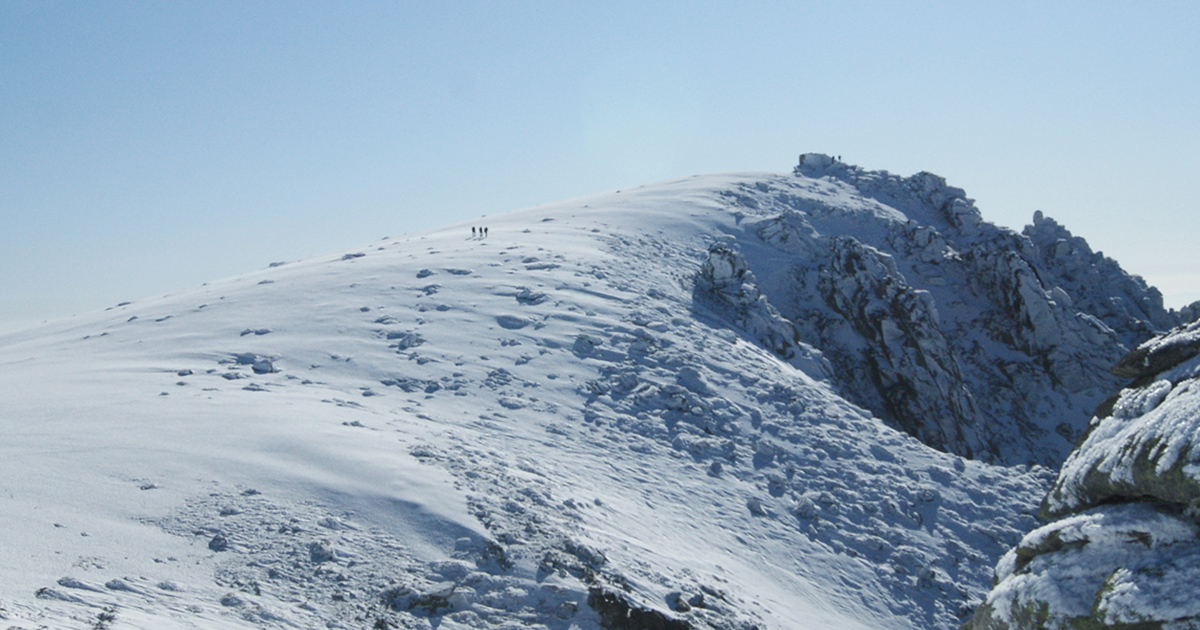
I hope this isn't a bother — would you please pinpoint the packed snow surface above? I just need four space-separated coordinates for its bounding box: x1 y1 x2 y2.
2 161 1087 629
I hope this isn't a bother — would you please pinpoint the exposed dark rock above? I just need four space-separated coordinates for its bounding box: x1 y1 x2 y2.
1111 325 1200 380
587 589 693 630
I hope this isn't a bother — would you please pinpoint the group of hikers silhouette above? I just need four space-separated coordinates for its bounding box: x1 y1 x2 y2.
471 226 489 238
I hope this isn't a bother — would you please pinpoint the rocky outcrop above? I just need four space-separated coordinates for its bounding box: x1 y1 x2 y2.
1044 319 1200 517
708 154 1179 465
588 589 694 630
694 241 833 381
968 318 1200 629
962 234 1126 395
1024 211 1176 349
817 236 986 458
967 502 1200 630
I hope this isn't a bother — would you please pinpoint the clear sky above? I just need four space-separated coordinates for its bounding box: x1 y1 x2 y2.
2 2 1197 332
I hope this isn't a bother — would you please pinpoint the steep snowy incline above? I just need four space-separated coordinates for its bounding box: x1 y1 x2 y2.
0 161 1125 629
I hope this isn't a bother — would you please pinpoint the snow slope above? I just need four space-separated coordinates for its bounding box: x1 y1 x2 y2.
0 157 1147 629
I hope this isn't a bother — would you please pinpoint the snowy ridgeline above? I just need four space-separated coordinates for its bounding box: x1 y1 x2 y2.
0 155 1181 630
970 318 1200 630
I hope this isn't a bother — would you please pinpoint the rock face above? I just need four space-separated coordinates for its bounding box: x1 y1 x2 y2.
968 318 1200 629
1023 211 1178 349
695 241 833 381
695 154 1178 465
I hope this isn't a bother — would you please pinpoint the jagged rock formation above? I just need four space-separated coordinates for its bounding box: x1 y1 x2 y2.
968 318 1200 629
699 154 1179 465
695 241 833 380
1023 211 1178 349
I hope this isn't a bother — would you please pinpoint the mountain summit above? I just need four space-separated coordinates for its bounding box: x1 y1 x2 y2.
0 155 1179 629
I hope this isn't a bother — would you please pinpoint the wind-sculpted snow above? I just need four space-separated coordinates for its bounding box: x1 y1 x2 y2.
970 318 1200 629
0 156 1170 629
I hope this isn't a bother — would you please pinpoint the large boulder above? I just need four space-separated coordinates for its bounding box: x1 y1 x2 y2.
968 503 1200 630
1044 318 1200 517
969 318 1200 630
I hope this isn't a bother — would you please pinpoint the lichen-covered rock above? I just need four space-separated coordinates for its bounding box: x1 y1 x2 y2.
968 503 1200 630
1044 319 1200 518
971 318 1200 630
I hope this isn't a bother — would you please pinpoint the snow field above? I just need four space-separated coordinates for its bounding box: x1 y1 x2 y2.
1 169 1061 629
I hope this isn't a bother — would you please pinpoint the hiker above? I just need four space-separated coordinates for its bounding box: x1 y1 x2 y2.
472 226 476 237
484 227 488 237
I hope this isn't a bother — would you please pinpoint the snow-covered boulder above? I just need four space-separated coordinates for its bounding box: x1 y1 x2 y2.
969 318 1200 629
968 503 1200 630
1044 318 1200 516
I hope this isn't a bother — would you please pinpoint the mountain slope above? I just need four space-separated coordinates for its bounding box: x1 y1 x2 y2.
0 157 1168 629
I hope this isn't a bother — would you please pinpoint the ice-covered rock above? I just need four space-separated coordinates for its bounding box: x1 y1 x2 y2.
1044 318 1200 517
970 318 1200 629
968 503 1200 630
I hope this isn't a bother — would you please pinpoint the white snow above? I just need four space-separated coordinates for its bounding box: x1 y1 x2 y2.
0 169 1056 629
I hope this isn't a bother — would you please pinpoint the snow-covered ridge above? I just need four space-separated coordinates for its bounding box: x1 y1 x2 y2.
0 155 1170 629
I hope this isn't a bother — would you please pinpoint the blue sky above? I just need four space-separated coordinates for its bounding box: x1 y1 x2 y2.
2 2 1197 331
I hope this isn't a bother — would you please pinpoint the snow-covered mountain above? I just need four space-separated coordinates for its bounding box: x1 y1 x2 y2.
0 155 1180 630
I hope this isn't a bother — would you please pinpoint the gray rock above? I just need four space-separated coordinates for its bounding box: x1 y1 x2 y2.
974 319 1200 630
968 503 1200 630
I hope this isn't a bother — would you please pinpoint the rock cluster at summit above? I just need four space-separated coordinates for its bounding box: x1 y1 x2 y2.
699 152 1182 467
